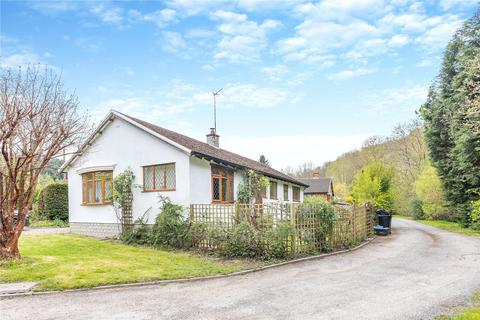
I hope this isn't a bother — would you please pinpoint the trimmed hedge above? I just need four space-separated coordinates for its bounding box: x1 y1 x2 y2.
38 183 69 221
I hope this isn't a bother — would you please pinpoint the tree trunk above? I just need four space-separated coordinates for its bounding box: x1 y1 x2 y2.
0 236 21 260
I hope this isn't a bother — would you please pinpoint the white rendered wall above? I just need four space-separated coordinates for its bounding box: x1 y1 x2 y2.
67 117 191 224
189 157 212 204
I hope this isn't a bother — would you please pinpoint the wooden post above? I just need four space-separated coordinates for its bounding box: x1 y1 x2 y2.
290 203 296 255
353 205 357 243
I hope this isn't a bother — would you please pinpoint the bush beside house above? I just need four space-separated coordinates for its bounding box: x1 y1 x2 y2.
38 183 69 222
121 197 350 261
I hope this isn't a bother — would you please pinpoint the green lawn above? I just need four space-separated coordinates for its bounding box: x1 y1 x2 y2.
0 234 245 291
394 215 480 238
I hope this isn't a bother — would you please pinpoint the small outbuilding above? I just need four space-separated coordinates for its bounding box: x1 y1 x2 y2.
299 174 334 201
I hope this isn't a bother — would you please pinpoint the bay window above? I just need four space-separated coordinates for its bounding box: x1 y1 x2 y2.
81 171 113 205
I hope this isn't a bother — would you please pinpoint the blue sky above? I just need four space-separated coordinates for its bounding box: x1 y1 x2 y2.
1 0 478 169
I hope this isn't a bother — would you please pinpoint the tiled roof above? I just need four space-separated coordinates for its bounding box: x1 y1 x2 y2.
122 113 308 187
299 177 333 194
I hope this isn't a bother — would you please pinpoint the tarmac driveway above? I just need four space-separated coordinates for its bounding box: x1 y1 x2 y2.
1 218 480 320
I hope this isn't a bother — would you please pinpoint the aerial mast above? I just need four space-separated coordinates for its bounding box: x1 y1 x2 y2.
212 88 223 132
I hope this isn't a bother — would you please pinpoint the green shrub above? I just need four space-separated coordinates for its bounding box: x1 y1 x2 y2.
470 199 480 230
150 197 190 249
411 199 425 220
30 219 69 228
206 226 229 249
351 162 396 211
301 200 336 240
264 222 294 259
121 217 151 245
38 183 69 221
220 222 263 258
413 164 451 220
188 221 209 247
32 174 55 208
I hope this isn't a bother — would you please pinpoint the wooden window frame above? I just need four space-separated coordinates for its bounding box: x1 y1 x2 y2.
211 166 234 204
283 184 289 201
142 163 176 192
292 186 300 202
81 171 113 206
270 180 278 200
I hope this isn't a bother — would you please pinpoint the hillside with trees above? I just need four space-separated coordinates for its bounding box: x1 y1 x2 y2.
283 121 431 215
284 10 479 230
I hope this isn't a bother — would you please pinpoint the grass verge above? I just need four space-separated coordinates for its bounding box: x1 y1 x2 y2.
0 234 247 291
29 219 69 228
394 215 480 238
437 291 480 320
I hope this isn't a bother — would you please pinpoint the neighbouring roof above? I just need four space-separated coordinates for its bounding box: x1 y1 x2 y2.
299 177 333 194
62 110 307 187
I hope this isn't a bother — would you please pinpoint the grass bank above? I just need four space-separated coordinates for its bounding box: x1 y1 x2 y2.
394 215 480 238
0 234 246 291
437 291 480 320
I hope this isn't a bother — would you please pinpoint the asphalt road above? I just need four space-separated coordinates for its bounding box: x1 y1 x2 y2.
1 218 480 320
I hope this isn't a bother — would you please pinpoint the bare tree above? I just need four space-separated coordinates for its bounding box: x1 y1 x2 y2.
0 67 90 260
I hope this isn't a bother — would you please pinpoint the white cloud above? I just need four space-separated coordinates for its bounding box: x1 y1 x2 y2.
238 0 303 11
277 1 467 67
261 65 311 85
415 18 463 51
277 20 379 62
328 68 377 80
261 65 289 81
89 4 123 24
166 0 227 16
211 10 281 63
439 0 479 10
93 80 294 126
388 34 410 47
0 51 45 69
365 85 428 114
144 8 177 28
295 0 387 20
220 84 293 109
161 31 187 54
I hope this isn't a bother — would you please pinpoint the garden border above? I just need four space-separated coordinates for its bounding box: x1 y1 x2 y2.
0 236 375 298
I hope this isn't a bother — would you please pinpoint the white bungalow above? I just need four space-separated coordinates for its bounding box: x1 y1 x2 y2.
61 110 307 237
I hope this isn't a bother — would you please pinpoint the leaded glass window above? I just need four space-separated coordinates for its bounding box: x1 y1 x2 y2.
211 165 234 203
143 163 176 192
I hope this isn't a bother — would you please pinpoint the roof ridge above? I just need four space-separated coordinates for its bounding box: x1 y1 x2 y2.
119 112 307 186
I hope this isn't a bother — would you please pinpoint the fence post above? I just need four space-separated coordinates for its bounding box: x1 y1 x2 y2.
353 205 357 243
290 203 296 255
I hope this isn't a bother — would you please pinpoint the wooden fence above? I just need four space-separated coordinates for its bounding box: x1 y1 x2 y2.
189 202 374 255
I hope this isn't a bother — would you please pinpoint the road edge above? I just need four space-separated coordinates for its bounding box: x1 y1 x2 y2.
0 237 376 299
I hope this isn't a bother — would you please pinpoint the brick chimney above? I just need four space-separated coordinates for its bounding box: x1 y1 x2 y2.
206 128 220 147
313 172 320 179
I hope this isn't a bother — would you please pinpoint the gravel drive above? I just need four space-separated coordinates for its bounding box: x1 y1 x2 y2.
1 218 480 320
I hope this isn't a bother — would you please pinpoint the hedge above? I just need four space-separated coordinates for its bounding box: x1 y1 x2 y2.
38 183 69 221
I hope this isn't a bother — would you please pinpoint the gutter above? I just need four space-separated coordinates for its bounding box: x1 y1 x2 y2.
191 152 309 187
